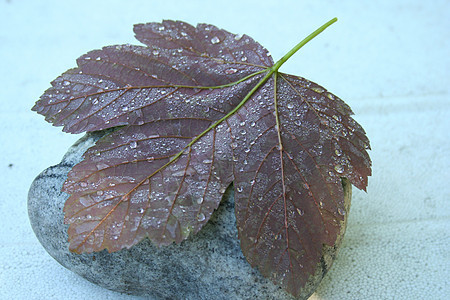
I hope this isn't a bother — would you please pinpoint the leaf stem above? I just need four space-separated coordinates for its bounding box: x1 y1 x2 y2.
271 17 338 72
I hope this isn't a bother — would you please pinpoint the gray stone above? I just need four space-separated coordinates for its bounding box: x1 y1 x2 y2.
28 131 351 300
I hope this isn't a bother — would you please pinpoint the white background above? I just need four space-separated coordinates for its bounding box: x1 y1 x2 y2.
1 0 449 299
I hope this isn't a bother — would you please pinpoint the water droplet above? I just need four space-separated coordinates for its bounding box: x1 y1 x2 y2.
95 56 101 61
250 121 256 127
92 98 99 105
294 120 302 126
234 34 242 41
225 68 238 74
297 208 304 216
197 213 206 221
319 201 324 208
138 208 144 214
202 159 213 164
152 49 159 56
109 182 116 187
335 149 342 156
197 198 204 205
62 80 70 86
121 106 129 112
230 142 238 149
312 86 325 93
250 180 255 185
244 148 250 153
96 190 104 196
334 164 344 173
237 186 243 193
80 182 88 187
240 129 246 135
65 89 71 94
158 26 165 31
211 36 220 44
96 162 109 170
338 207 346 215
243 159 248 165
241 56 247 62
287 102 294 109
130 141 137 149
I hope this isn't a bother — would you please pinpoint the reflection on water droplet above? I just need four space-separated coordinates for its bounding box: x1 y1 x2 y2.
237 186 243 193
241 56 247 62
202 159 213 164
287 102 294 109
96 190 104 196
80 182 88 187
297 208 304 216
211 36 220 44
63 80 70 86
152 49 160 56
138 208 144 213
312 86 325 93
130 141 137 149
197 198 204 205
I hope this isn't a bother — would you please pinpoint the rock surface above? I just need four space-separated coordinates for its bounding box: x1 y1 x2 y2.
28 131 351 300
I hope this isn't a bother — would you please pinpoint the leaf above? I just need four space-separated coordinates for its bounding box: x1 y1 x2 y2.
33 19 371 297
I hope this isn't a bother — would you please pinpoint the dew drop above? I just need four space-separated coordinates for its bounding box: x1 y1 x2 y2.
96 162 109 170
234 34 242 41
237 186 243 193
96 190 104 196
109 182 116 187
294 120 302 126
312 86 325 93
152 49 160 56
197 198 204 205
95 56 101 61
138 208 144 214
230 142 238 149
241 56 247 62
147 157 155 162
62 80 70 86
338 207 346 215
211 36 220 44
197 213 206 222
84 56 91 60
250 121 256 127
335 149 342 156
92 98 99 105
80 182 88 187
334 164 344 173
287 102 294 109
225 68 238 74
244 148 250 153
130 141 137 149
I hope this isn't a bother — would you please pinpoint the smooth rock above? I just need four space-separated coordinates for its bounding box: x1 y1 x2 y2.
28 131 351 300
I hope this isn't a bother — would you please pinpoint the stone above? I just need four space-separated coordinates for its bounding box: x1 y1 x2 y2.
28 131 351 300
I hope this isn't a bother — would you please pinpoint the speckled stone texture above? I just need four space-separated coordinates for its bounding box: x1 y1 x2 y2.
28 131 351 300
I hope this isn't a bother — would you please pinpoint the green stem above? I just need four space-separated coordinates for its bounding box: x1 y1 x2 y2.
271 17 338 72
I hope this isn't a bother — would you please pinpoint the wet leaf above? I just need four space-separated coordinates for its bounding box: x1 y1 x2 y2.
33 19 371 297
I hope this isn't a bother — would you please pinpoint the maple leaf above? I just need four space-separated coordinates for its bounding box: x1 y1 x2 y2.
32 18 371 297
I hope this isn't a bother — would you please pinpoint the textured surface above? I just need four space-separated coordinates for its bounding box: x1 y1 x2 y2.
28 131 351 299
1 0 449 299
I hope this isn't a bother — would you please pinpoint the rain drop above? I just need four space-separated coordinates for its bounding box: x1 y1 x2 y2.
62 80 70 86
225 68 238 74
152 49 160 56
334 164 344 173
130 141 137 149
211 36 220 44
80 182 88 187
241 56 247 62
287 102 294 109
197 198 204 205
237 186 243 193
96 190 104 196
138 208 144 214
197 213 206 222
